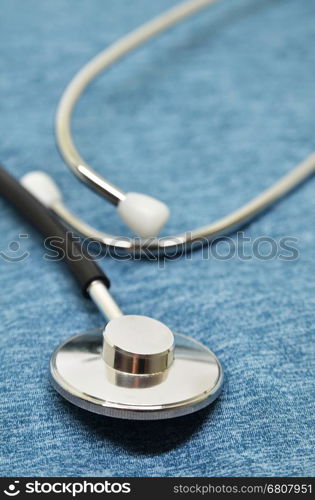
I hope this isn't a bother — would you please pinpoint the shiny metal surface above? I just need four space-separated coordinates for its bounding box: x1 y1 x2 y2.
50 329 223 420
103 315 174 374
75 165 125 206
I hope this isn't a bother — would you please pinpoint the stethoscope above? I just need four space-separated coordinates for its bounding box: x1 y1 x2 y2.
1 0 315 420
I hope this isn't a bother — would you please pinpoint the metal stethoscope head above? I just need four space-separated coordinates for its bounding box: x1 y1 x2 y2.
0 166 223 420
51 267 223 421
51 312 223 420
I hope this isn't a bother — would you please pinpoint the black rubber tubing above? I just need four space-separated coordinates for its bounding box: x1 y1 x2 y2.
0 166 110 294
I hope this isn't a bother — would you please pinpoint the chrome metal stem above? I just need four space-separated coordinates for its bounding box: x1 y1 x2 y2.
87 280 123 321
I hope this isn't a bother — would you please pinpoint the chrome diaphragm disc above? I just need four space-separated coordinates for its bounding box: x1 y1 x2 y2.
50 328 223 420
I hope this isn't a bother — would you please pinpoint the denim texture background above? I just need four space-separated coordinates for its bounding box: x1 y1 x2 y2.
0 0 314 477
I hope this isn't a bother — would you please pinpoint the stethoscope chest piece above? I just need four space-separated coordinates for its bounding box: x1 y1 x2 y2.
50 315 223 420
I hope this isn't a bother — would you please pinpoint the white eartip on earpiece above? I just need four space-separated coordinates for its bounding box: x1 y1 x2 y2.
21 171 62 207
117 192 170 238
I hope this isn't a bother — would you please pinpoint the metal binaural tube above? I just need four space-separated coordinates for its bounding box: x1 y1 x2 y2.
53 0 315 254
51 152 315 255
55 0 219 204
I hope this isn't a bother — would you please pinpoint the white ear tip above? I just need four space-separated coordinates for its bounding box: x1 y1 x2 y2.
21 171 62 207
117 192 170 237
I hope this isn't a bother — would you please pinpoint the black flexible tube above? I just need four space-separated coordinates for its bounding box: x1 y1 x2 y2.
0 166 110 294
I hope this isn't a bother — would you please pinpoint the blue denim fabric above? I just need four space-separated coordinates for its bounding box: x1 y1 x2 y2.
0 0 314 477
